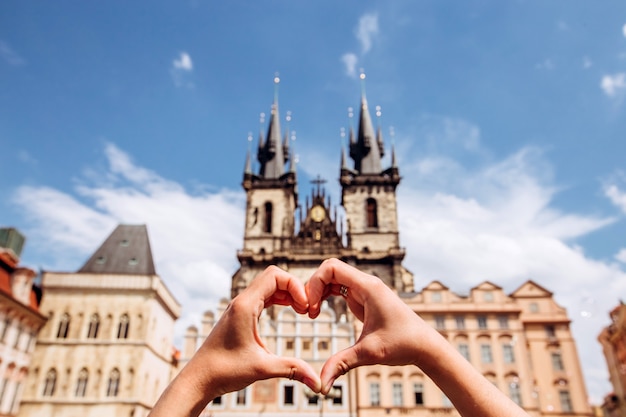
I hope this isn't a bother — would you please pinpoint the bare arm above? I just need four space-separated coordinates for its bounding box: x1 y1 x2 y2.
306 258 529 417
149 266 321 417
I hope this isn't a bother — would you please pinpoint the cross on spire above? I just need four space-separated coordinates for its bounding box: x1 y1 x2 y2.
311 175 327 196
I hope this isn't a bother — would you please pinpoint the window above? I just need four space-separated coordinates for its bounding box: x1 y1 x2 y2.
551 352 564 371
331 385 343 405
42 369 57 396
529 302 539 313
545 325 556 338
264 202 273 233
435 315 445 330
106 369 120 397
503 344 515 364
236 388 247 406
13 325 21 348
458 343 470 361
117 314 130 339
75 368 88 397
480 344 493 364
87 314 100 339
0 317 10 342
302 339 311 350
392 382 403 407
413 383 424 405
366 198 378 228
477 315 488 329
95 256 106 265
318 340 329 350
455 315 465 329
57 314 70 339
0 378 7 406
308 395 318 405
509 380 522 406
498 315 509 329
283 384 294 405
285 340 294 350
483 291 494 302
431 291 442 303
559 390 573 412
369 382 380 406
212 396 222 405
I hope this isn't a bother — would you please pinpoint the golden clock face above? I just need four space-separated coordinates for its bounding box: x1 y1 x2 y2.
311 205 325 222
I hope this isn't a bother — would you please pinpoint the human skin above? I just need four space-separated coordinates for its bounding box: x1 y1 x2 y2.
306 258 530 417
148 266 321 417
150 259 530 417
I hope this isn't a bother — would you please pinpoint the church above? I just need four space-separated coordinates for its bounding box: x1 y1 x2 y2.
181 77 593 417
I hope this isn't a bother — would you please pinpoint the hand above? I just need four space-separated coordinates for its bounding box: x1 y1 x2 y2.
149 265 321 416
306 258 432 394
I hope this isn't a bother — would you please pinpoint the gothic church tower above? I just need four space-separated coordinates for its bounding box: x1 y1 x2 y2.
340 74 413 292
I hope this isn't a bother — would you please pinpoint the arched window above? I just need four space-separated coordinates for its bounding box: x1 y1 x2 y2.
56 314 70 339
264 202 273 233
75 368 88 397
87 314 100 339
106 369 120 397
366 198 378 228
42 369 57 396
117 314 130 339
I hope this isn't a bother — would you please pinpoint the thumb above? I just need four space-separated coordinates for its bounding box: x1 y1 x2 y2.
265 355 322 394
319 346 361 395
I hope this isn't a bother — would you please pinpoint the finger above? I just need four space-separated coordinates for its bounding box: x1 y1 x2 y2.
262 355 322 394
308 258 367 318
248 266 308 313
319 346 361 395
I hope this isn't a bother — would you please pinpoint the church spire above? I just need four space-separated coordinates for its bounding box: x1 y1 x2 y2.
349 71 382 174
257 75 286 179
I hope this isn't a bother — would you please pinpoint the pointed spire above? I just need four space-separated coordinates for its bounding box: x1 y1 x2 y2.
258 75 286 179
350 71 382 174
283 111 292 164
376 105 385 158
390 126 398 169
244 132 253 175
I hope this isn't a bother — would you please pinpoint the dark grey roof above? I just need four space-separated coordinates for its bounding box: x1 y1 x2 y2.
78 225 156 275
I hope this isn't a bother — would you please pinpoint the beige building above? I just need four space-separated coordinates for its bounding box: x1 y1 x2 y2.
0 228 47 417
598 303 626 416
183 77 593 417
18 224 181 417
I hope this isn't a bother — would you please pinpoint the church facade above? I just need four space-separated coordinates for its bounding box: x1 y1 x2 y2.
181 77 593 417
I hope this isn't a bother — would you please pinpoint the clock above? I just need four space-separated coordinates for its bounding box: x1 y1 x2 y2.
310 205 326 222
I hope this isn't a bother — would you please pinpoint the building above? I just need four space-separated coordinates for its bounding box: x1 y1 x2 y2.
0 228 47 417
18 224 181 417
182 76 593 417
598 302 626 416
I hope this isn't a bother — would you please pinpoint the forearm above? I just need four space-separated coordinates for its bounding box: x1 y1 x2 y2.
148 361 216 417
415 329 529 417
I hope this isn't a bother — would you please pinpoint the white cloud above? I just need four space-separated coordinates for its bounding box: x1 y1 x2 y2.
0 40 25 66
623 23 626 38
615 248 626 263
173 52 193 71
171 51 194 88
341 12 379 78
583 56 593 69
601 73 626 97
341 53 358 78
535 58 555 70
12 142 243 340
355 13 379 54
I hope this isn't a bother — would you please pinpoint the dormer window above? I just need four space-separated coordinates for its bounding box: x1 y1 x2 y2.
95 256 106 265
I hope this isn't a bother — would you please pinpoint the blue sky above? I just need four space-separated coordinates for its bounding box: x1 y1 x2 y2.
2 0 626 405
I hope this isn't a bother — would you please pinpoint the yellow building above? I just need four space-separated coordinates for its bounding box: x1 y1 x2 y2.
598 303 626 417
182 78 593 417
18 225 181 417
